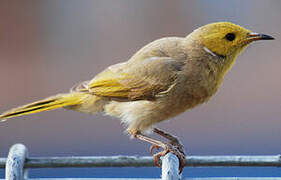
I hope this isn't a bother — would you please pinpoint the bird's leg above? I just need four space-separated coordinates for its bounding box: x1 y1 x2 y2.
153 128 180 144
134 133 167 148
153 128 185 152
151 128 186 173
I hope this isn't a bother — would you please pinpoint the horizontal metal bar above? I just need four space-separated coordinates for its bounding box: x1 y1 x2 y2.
1 155 281 169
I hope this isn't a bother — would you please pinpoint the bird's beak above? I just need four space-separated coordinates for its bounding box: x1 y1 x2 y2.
241 32 274 45
247 32 274 41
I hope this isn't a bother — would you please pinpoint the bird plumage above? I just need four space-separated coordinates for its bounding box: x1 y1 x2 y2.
0 22 274 136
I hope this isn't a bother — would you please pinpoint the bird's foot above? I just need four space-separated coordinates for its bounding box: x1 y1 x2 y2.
150 140 186 173
133 130 186 173
153 128 186 171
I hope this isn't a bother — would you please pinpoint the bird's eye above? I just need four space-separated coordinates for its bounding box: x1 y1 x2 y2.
225 33 236 41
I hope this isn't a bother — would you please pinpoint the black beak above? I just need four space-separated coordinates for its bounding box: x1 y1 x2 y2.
258 33 275 40
248 33 275 41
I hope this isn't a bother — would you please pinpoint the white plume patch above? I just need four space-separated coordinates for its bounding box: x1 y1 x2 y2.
203 46 217 57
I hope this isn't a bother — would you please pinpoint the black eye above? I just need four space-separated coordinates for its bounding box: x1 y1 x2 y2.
225 33 236 41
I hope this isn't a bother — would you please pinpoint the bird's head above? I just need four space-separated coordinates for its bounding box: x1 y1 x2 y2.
188 22 274 73
190 22 274 58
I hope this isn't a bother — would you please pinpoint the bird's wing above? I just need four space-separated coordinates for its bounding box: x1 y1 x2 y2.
83 57 184 100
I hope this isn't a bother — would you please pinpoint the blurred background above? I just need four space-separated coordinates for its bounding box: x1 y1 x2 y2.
0 0 281 178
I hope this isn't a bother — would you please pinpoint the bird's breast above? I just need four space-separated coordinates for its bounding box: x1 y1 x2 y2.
168 60 221 112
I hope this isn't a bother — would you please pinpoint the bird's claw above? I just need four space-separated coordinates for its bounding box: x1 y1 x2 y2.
149 143 186 173
150 145 160 155
152 148 169 167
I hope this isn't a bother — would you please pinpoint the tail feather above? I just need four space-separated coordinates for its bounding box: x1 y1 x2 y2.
0 92 85 121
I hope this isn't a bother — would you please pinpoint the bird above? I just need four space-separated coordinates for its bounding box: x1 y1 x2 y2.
0 22 274 172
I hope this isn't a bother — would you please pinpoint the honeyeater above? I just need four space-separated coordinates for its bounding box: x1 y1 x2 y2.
0 22 274 172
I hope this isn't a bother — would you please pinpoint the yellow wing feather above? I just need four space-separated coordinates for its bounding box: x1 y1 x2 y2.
86 57 182 100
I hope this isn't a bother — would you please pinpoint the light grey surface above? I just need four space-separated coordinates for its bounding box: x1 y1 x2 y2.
5 144 28 180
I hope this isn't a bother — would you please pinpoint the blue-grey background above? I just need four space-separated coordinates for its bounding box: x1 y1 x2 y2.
1 0 281 178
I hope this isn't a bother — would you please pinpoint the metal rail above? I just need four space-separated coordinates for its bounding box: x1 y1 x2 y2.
1 155 281 168
1 144 281 180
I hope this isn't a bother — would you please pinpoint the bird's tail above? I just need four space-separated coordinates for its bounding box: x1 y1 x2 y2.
0 92 87 121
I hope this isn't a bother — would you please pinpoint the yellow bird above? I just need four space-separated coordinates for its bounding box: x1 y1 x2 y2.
0 22 274 172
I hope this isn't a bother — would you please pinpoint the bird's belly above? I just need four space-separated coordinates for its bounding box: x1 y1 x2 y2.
103 90 212 134
104 100 169 133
